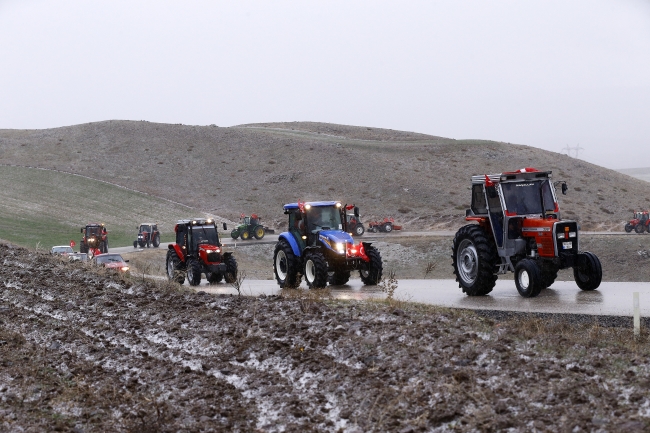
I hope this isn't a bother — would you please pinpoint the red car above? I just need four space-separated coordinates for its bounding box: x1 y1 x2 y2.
92 253 130 273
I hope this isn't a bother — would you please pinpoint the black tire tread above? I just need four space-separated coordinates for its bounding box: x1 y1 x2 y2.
451 224 498 296
224 255 238 284
360 245 383 285
273 241 301 288
304 251 328 289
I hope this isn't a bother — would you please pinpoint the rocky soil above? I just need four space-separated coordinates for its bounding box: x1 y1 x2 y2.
2 242 650 432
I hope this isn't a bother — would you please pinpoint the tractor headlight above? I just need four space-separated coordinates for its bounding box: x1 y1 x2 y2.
557 233 565 239
335 242 345 254
569 232 576 238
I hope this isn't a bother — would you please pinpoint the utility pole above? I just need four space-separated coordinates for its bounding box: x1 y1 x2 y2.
574 143 583 159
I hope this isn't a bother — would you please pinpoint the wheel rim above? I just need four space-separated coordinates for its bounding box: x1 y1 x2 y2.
256 228 264 237
305 259 316 283
518 269 530 290
360 269 369 278
356 226 363 235
457 239 478 284
385 225 392 232
275 250 288 280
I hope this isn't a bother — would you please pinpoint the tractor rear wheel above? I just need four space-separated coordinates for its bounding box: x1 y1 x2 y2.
207 271 223 284
360 245 383 285
186 258 202 286
231 229 240 239
354 224 365 236
329 270 351 285
625 223 633 233
240 230 250 241
273 240 301 288
304 251 328 289
574 252 602 291
452 224 498 296
383 223 393 233
166 249 185 284
254 226 265 240
133 241 137 248
635 224 645 234
152 234 160 248
514 259 543 298
224 255 238 284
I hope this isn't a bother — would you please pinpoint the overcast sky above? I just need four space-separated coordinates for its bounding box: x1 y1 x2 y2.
1 1 648 169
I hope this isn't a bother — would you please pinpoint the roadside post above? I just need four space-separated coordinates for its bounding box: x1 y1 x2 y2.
633 292 640 338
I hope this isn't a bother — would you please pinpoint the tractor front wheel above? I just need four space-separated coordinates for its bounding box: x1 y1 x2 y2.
329 270 351 286
574 252 602 291
133 241 138 248
383 223 393 233
166 250 185 284
152 234 160 248
224 255 238 284
635 224 645 234
625 223 633 233
254 226 265 240
273 241 301 288
452 224 498 296
304 251 328 288
360 245 383 285
138 240 145 248
354 224 365 236
514 259 542 298
186 259 202 286
231 229 240 239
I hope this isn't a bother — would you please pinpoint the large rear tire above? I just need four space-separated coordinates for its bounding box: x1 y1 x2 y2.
354 224 365 236
224 255 238 284
166 249 185 284
383 223 393 233
254 226 265 240
452 224 498 296
625 223 633 233
514 259 542 298
152 234 160 248
360 245 383 285
240 230 250 241
574 252 602 291
635 224 645 234
304 251 328 289
186 258 202 286
329 270 351 285
133 241 138 248
273 241 301 288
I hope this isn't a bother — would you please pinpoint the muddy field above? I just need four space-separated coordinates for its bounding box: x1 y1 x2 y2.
2 242 650 432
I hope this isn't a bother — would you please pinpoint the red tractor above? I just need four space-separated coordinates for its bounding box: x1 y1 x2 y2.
368 217 402 233
166 218 237 286
133 223 161 248
80 223 108 256
625 211 649 234
345 204 365 236
452 168 602 298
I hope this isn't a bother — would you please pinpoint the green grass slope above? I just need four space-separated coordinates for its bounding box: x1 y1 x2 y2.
0 166 215 249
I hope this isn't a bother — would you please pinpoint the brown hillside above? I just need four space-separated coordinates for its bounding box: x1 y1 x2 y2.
1 120 648 231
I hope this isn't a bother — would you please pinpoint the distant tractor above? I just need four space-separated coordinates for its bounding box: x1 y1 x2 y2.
80 223 108 256
368 217 402 233
133 223 161 248
273 201 383 288
166 218 237 286
452 168 602 298
345 204 365 236
625 211 649 234
230 214 275 240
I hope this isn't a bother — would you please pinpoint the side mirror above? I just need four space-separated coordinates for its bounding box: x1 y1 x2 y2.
561 183 568 195
354 206 360 218
222 222 227 230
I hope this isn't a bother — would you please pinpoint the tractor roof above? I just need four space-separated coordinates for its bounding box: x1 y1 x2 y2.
85 223 105 227
283 201 341 211
471 168 552 185
139 222 157 226
175 218 216 227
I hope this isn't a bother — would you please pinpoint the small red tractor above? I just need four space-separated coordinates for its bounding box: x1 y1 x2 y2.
133 223 161 248
625 211 649 234
345 204 365 236
452 168 602 298
80 223 108 256
368 217 402 233
166 218 237 286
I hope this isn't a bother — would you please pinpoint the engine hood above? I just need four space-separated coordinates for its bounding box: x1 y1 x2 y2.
318 230 354 246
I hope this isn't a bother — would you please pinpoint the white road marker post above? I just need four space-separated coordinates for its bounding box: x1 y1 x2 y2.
633 292 640 338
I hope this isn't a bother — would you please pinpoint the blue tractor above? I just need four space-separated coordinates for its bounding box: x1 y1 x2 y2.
273 201 383 288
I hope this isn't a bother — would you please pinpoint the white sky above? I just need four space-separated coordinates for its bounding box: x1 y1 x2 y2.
1 0 648 169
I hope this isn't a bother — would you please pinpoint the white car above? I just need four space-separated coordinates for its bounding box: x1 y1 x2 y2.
51 245 74 256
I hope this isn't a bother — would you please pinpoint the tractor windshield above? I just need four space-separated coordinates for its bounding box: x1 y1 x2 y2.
307 206 343 232
86 226 102 236
139 225 151 233
501 181 555 216
191 225 219 248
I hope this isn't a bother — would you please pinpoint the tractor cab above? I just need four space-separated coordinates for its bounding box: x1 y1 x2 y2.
174 219 223 255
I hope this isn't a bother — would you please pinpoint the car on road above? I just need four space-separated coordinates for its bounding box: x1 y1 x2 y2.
68 252 88 262
92 253 130 273
51 245 74 256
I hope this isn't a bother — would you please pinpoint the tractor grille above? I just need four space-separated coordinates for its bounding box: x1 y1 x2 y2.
554 222 578 256
207 252 221 263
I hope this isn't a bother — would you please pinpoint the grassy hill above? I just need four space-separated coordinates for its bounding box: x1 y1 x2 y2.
1 120 649 232
0 166 225 248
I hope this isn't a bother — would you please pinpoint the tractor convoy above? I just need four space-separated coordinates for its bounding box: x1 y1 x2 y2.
66 167 606 299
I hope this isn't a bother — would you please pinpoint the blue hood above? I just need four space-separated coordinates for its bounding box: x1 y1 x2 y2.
318 230 354 249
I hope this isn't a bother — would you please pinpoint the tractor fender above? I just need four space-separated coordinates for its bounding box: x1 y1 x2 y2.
279 232 302 257
168 244 186 263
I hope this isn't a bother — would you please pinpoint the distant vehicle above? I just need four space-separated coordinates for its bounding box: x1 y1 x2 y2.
230 214 275 240
133 223 161 248
367 217 402 233
80 223 108 255
92 253 129 273
625 211 649 234
51 245 74 256
345 204 365 236
68 253 88 262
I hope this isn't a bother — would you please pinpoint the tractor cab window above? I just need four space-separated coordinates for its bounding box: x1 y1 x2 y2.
176 225 187 247
501 181 555 216
471 184 487 215
307 206 342 233
486 185 504 247
190 225 219 249
139 225 151 233
243 217 250 225
86 226 102 236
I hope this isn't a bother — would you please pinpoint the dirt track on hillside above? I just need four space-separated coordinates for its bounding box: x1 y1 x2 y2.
2 243 650 432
